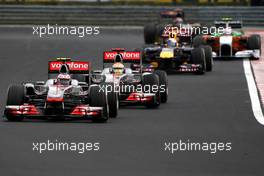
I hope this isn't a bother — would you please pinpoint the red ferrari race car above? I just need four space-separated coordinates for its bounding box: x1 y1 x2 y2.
92 48 168 107
4 58 118 122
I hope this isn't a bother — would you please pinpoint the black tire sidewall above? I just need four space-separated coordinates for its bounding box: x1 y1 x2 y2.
89 85 109 122
105 83 118 118
191 48 206 74
144 23 157 44
193 35 205 48
200 45 213 72
5 85 25 121
248 34 261 53
154 70 168 103
142 73 160 108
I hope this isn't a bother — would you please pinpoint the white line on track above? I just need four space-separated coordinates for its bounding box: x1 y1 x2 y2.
243 58 264 125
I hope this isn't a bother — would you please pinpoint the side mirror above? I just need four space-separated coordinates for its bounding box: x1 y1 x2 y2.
35 81 45 85
132 70 140 74
91 75 106 84
92 70 102 74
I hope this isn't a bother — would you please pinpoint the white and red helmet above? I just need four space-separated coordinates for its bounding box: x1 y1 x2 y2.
57 73 71 85
112 62 125 76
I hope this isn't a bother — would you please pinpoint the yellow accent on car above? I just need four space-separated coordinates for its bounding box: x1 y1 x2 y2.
150 62 159 68
160 51 174 58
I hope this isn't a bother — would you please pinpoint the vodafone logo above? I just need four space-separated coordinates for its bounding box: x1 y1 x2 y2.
104 51 140 60
49 61 89 71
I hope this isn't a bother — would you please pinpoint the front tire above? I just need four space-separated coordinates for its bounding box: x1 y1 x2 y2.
248 34 261 60
89 85 109 123
105 83 118 118
5 85 25 121
142 73 160 108
154 70 168 103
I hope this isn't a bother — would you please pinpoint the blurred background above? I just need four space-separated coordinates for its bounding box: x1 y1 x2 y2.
0 0 263 26
0 0 262 5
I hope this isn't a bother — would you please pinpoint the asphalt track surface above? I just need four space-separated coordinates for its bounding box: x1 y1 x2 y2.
0 27 264 176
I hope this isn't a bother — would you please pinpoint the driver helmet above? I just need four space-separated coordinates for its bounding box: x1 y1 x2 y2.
223 26 232 35
167 38 177 48
112 62 125 76
173 17 183 25
57 73 71 85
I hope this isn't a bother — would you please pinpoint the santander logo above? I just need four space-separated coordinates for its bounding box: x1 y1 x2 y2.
104 51 140 60
49 61 89 71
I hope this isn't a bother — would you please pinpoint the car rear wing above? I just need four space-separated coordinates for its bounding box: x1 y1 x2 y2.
103 48 143 75
48 61 90 74
160 9 184 19
48 58 91 84
103 50 141 64
214 20 242 29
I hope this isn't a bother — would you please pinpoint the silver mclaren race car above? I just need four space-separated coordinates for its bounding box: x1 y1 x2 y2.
4 58 118 122
92 48 168 108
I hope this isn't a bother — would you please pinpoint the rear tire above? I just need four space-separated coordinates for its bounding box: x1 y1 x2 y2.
5 85 25 121
154 70 168 103
89 85 109 123
193 35 205 48
191 48 206 74
144 23 156 44
248 34 261 50
142 73 160 108
155 24 165 42
200 45 213 72
72 74 87 82
248 34 261 60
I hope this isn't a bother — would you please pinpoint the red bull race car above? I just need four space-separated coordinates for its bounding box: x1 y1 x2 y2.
142 33 213 74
